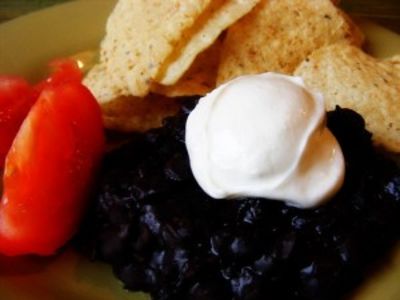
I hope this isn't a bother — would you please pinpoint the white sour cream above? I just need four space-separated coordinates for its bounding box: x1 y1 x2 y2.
185 73 345 208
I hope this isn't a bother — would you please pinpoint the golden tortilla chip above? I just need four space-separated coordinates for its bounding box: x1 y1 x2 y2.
102 94 180 132
295 43 400 152
217 0 364 85
156 0 260 86
84 0 214 101
151 37 222 97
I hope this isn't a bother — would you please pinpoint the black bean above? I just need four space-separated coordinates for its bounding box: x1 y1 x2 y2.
76 101 400 300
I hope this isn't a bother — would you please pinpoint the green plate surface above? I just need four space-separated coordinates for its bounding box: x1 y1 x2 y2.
0 1 399 299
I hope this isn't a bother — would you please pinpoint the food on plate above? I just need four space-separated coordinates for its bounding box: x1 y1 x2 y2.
216 0 364 84
84 0 259 101
1 0 399 299
84 0 368 134
186 73 344 208
0 61 104 256
78 100 400 300
295 43 400 152
0 76 37 167
74 0 399 299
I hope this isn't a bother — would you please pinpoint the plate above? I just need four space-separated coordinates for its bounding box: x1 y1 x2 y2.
0 1 399 300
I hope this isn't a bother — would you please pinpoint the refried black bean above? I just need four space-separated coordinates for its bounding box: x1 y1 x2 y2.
76 99 400 300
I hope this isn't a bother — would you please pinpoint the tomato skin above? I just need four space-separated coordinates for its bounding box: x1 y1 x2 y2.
0 81 104 256
0 76 37 168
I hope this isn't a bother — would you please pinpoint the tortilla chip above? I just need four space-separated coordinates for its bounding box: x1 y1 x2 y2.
151 37 222 97
102 94 180 132
217 0 364 85
295 43 400 152
84 0 214 101
156 0 260 86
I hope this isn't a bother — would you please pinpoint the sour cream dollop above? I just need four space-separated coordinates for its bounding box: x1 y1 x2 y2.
185 73 345 208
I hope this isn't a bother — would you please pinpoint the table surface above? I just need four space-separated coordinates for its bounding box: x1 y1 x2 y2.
0 0 399 33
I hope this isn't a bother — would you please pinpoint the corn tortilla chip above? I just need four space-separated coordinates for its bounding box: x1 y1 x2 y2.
217 0 364 85
84 64 120 104
157 0 260 86
295 43 400 152
84 0 214 101
151 37 222 97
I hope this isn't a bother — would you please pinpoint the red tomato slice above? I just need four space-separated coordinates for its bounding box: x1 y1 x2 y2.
0 81 104 256
0 76 37 168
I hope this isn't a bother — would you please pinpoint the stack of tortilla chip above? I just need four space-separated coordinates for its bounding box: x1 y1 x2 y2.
84 0 260 131
84 0 259 101
83 0 399 153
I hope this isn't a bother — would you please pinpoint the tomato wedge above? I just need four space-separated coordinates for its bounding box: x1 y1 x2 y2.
0 76 37 168
0 64 104 256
